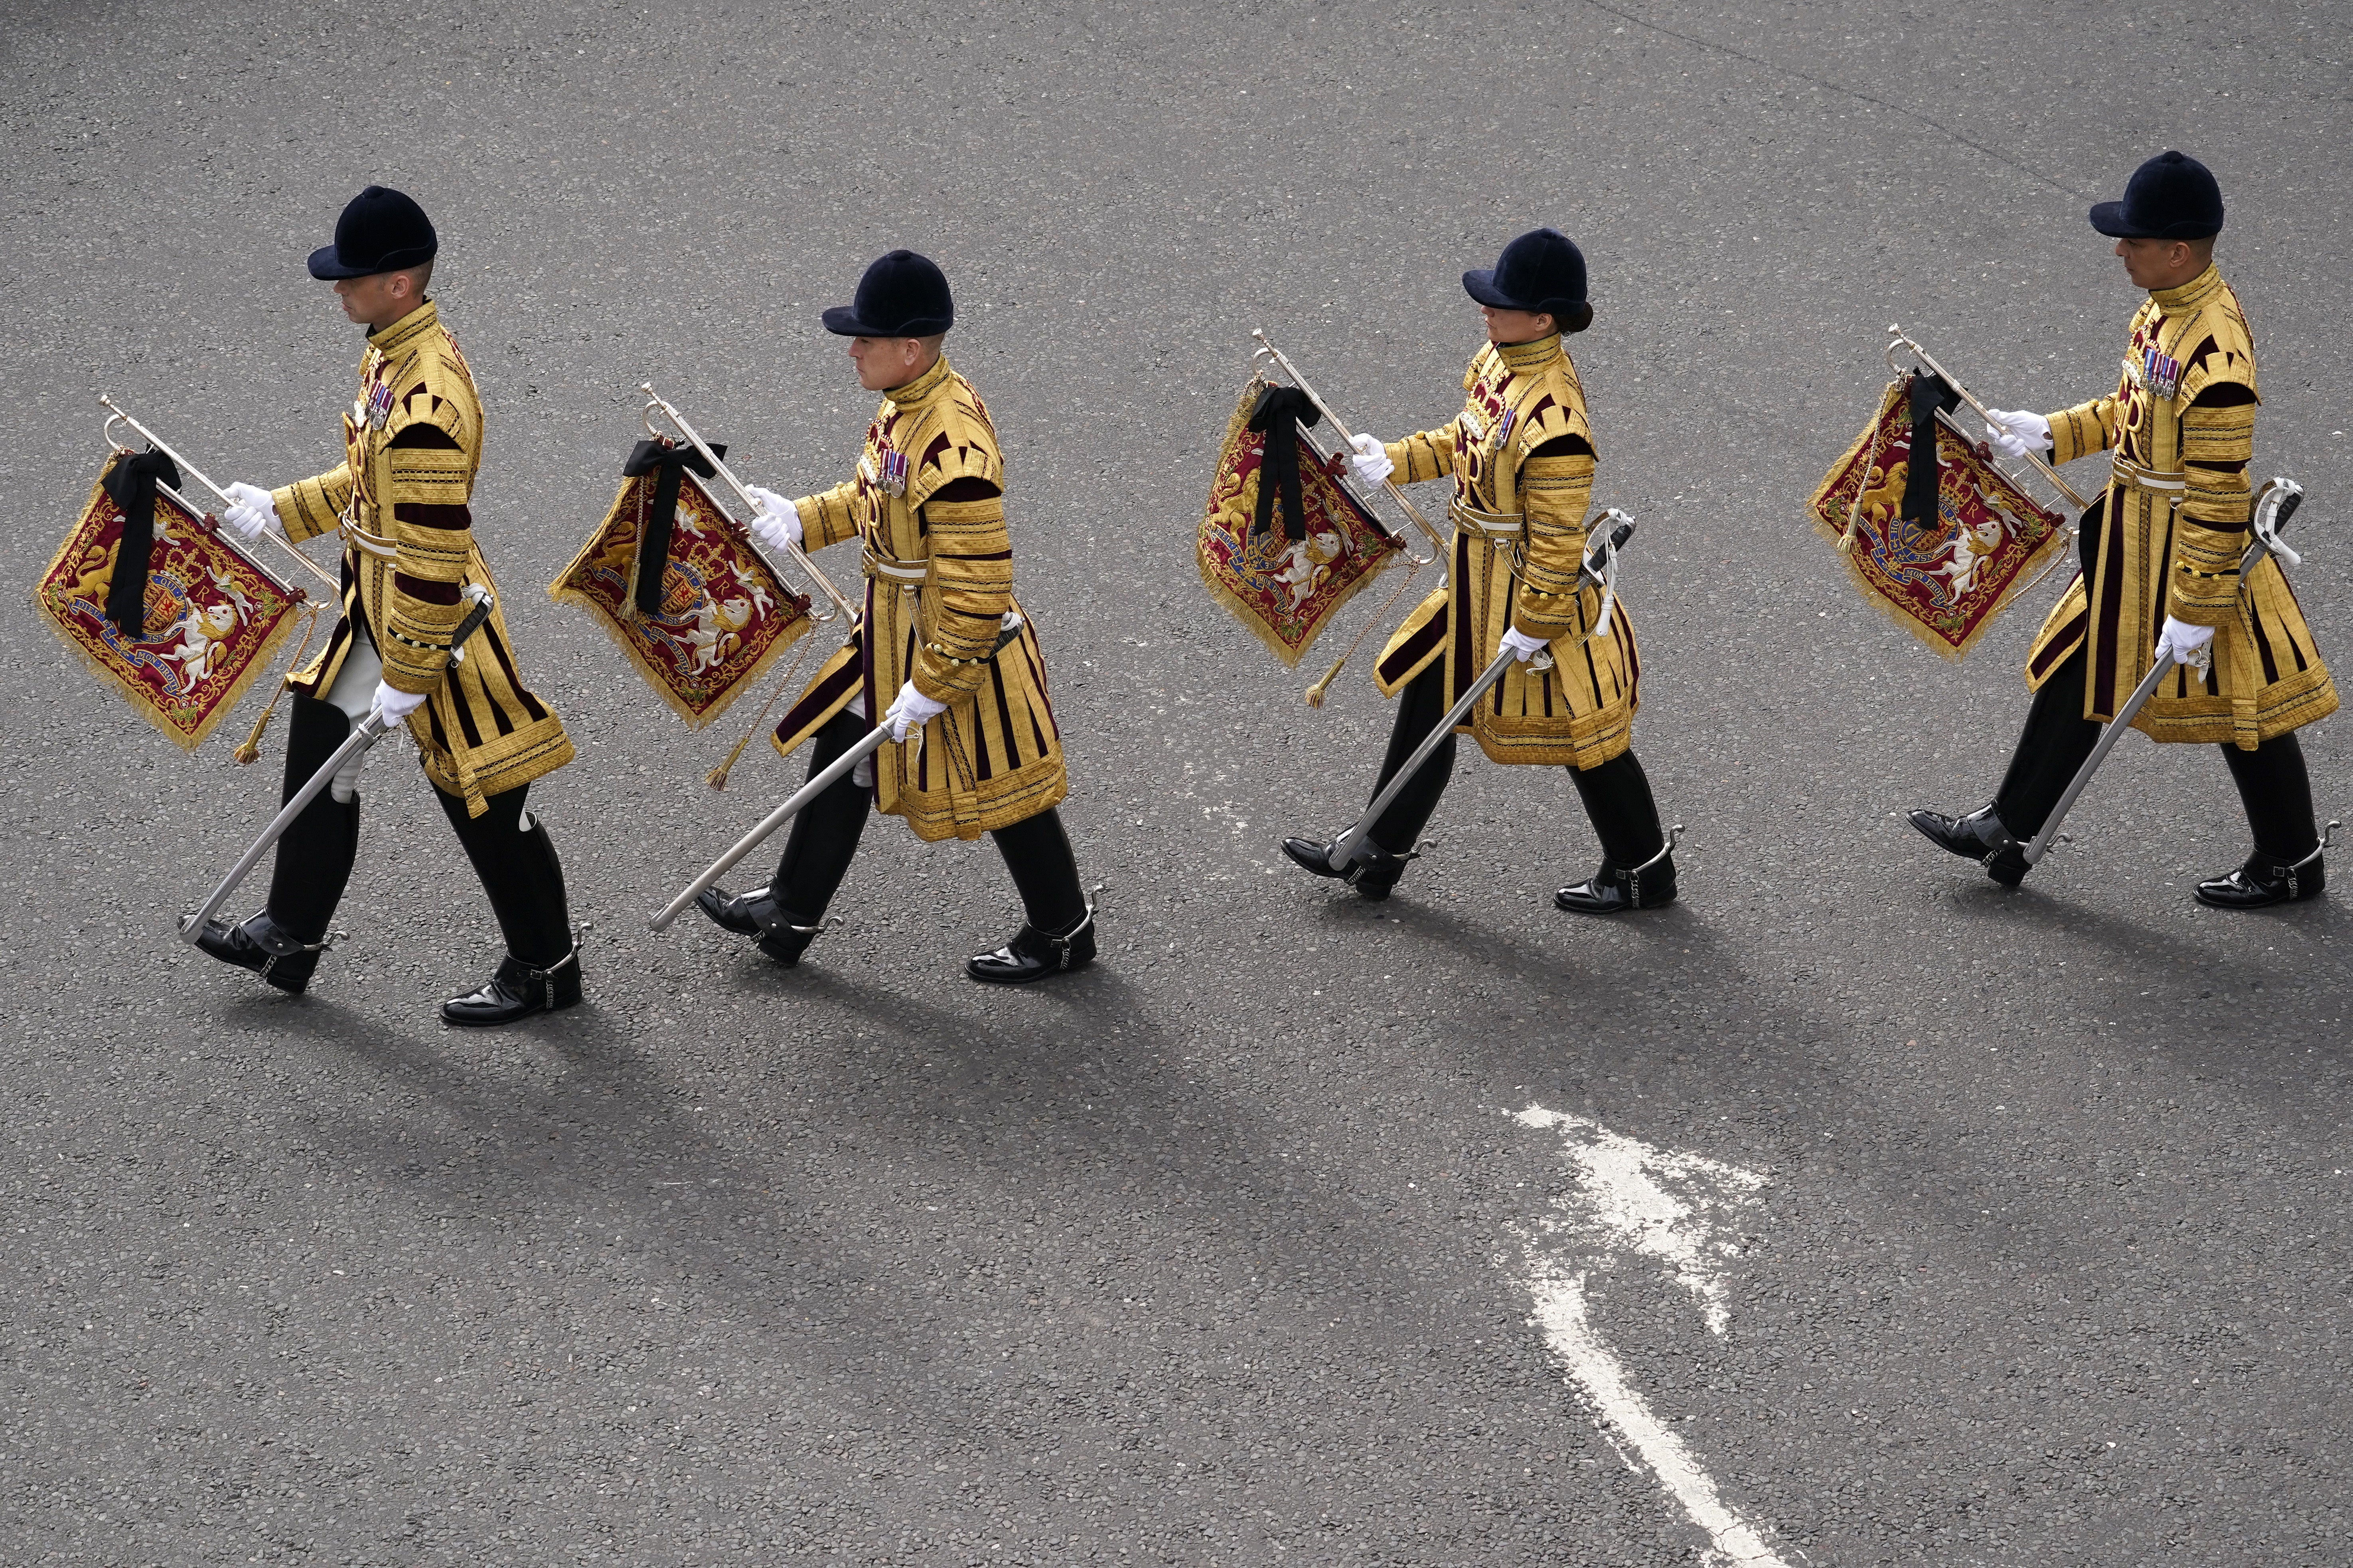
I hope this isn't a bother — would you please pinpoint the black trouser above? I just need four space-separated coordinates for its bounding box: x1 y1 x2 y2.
768 708 1089 933
264 691 574 965
1991 644 2319 860
1365 661 1667 867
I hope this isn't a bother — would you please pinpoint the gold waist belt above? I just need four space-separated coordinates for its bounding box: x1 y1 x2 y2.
862 549 927 585
1450 500 1524 537
2111 456 2187 495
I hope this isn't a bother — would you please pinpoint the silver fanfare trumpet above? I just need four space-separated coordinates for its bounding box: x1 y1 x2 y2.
638 383 858 625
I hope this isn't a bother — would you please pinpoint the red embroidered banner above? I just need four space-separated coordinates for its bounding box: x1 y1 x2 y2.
551 466 812 728
34 470 302 750
1198 377 1402 667
1810 379 2068 660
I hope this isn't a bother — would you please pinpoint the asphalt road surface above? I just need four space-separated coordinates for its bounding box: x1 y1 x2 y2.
5 2 2351 1564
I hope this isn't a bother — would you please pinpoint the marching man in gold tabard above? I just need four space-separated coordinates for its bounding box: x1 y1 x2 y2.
692 250 1098 981
1283 229 1680 912
1910 152 2335 905
198 186 582 1022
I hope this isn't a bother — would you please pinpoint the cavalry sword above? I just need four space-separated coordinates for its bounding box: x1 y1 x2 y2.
176 584 497 942
1319 511 1636 875
649 616 1033 932
2022 479 2304 867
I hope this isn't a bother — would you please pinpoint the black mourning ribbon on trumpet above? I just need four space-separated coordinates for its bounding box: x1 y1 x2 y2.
100 447 181 637
1902 369 1960 526
1246 385 1324 543
620 437 725 616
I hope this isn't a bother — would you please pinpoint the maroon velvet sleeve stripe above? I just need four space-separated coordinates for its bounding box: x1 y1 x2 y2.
387 424 460 450
931 476 1001 503
393 501 473 531
1526 434 1594 459
393 572 462 605
938 548 1014 563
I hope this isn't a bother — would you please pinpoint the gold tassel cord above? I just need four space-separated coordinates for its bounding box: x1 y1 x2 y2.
1305 553 1424 708
706 640 813 790
233 603 320 765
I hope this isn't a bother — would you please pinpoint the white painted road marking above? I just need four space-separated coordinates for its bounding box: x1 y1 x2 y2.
1512 1104 1791 1568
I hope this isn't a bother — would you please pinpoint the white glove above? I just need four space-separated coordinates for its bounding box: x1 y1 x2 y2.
743 485 803 552
883 679 946 741
1346 432 1394 489
1498 626 1552 664
220 481 284 541
2155 615 2215 671
1982 408 2050 462
371 681 429 724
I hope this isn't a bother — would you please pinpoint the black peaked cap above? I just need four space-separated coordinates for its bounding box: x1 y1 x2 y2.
2090 151 2225 241
308 185 438 280
1463 227 1588 318
821 250 954 337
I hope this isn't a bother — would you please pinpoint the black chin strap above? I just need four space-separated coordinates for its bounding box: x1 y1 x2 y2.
620 437 725 616
1246 385 1323 542
100 448 182 636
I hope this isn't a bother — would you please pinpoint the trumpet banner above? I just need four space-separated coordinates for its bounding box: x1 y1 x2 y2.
550 467 811 729
33 468 300 750
1809 378 2067 660
1198 377 1401 667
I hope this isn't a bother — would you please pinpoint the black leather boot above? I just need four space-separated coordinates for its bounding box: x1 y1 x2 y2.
1281 836 1415 901
967 904 1097 984
1556 827 1681 914
694 885 824 967
441 945 583 1026
1907 803 2029 887
2195 829 2333 909
194 910 324 994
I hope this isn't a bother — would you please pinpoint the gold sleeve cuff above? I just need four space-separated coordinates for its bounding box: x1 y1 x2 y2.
2168 520 2246 625
2045 399 2116 466
1387 426 1455 486
797 482 860 553
273 466 351 544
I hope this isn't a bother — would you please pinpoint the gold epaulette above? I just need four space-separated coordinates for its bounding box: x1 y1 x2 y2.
379 332 482 460
902 374 1006 509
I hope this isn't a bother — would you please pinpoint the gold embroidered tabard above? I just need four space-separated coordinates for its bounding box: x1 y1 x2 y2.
1369 332 1637 769
271 301 570 813
2023 265 2333 749
769 356 1067 841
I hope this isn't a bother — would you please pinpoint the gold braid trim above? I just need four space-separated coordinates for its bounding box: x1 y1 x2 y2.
2045 398 2116 466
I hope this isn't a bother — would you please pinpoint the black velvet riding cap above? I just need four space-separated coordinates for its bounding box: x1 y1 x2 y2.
307 186 438 280
1463 227 1588 318
821 250 955 337
2090 151 2225 241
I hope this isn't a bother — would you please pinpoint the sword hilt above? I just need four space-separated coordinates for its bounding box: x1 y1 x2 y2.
443 584 495 670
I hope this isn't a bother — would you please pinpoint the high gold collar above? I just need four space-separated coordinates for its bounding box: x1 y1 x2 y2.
885 354 954 407
367 299 440 358
2150 264 2225 313
1493 332 1564 373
